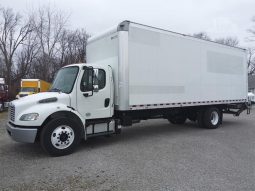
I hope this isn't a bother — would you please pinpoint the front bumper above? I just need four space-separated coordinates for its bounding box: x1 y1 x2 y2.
6 122 38 143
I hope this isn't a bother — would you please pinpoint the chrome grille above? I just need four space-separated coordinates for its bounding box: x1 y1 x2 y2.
9 104 15 122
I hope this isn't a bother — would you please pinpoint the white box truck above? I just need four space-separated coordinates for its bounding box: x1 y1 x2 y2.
6 21 249 156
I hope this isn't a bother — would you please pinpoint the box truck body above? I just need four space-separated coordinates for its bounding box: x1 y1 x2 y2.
87 21 247 111
6 21 249 156
17 79 51 98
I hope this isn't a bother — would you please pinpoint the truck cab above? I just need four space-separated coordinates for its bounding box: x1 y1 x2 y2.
7 63 115 156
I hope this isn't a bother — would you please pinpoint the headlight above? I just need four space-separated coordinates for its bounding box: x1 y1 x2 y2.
20 113 39 121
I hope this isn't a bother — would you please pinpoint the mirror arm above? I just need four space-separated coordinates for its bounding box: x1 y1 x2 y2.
91 69 94 96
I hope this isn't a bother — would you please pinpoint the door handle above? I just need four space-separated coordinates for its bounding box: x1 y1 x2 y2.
105 98 110 107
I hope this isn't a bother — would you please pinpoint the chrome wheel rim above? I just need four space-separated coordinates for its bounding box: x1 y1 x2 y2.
51 125 75 149
210 111 219 125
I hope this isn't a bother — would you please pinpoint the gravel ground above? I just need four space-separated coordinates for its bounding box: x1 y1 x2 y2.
0 109 255 191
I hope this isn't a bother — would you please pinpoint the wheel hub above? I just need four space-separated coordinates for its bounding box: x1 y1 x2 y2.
51 125 75 150
59 133 68 142
210 111 219 125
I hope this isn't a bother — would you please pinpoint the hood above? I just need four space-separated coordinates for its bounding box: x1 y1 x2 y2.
11 92 70 111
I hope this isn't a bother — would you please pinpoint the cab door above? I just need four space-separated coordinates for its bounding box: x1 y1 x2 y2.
76 66 113 120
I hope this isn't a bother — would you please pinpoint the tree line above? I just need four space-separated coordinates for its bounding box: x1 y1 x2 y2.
0 6 89 97
0 6 255 98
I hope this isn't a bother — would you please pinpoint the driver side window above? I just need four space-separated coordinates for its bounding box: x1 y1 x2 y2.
80 68 106 92
93 69 106 90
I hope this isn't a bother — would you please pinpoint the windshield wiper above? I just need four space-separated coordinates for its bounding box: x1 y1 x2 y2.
49 88 62 92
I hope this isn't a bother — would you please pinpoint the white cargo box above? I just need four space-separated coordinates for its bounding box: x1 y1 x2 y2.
87 21 247 111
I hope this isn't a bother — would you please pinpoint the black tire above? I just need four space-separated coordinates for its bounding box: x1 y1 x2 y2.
168 115 187 124
40 118 82 156
198 107 222 129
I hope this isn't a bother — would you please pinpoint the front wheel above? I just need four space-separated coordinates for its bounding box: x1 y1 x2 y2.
40 118 82 156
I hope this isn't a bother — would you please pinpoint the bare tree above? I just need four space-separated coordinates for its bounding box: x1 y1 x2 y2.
69 29 89 63
13 30 40 80
58 29 89 67
0 5 90 98
194 31 239 47
246 16 255 75
193 32 211 40
247 16 255 42
247 48 255 75
0 57 4 77
0 7 33 94
31 6 68 82
215 37 239 47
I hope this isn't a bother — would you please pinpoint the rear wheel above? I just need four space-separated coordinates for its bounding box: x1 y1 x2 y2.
40 118 82 156
198 107 222 129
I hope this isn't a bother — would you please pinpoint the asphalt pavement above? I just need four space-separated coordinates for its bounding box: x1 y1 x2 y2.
0 109 255 191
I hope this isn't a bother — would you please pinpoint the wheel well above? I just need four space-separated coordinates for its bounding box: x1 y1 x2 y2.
36 111 85 141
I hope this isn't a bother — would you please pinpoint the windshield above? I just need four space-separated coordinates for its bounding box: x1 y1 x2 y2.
50 66 79 94
20 87 37 92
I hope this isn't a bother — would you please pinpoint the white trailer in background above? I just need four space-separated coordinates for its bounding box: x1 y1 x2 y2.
6 21 249 156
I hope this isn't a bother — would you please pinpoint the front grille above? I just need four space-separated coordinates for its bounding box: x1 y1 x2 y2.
9 104 15 122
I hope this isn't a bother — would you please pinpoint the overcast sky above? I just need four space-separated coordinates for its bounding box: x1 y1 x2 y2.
1 0 255 47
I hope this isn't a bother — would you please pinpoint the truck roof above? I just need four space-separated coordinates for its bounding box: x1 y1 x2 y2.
22 79 40 81
63 63 107 69
88 20 246 51
63 63 85 68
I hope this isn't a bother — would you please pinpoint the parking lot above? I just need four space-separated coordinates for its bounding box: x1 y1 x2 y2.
0 109 255 191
